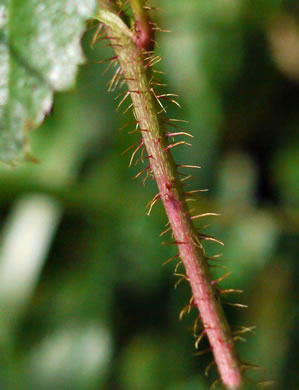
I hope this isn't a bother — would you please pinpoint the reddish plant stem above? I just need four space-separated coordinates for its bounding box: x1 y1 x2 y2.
97 3 244 389
129 0 155 50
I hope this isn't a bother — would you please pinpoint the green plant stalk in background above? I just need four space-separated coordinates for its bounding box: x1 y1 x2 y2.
96 1 245 389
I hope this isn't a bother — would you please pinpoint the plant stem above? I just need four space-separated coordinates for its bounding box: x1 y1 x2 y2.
129 0 155 50
96 2 244 389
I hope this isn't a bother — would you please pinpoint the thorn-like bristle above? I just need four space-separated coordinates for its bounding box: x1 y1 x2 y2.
160 226 172 236
257 381 276 388
193 316 201 337
174 276 185 289
173 273 189 281
165 141 192 151
91 23 104 47
107 42 124 49
162 240 189 246
163 121 188 132
146 193 161 216
152 69 166 74
150 80 167 87
174 260 183 273
210 378 220 389
200 223 212 230
157 105 168 115
143 54 160 62
145 55 162 68
140 144 146 164
102 58 117 76
208 264 226 269
232 335 247 343
120 120 139 131
193 347 211 357
157 94 182 108
178 166 201 172
205 360 216 377
162 118 190 133
240 361 263 372
178 171 191 178
133 166 150 180
151 26 171 33
167 132 194 140
179 299 192 320
195 330 206 349
129 141 144 167
121 139 142 156
96 56 119 65
185 190 208 197
232 326 256 336
191 234 205 250
198 234 224 246
107 66 122 91
116 91 131 111
167 118 189 124
219 288 243 295
191 213 220 220
162 254 179 266
224 302 248 309
128 127 141 135
151 87 164 109
180 175 192 183
142 168 152 185
118 0 130 13
212 272 232 285
206 254 223 260
122 102 134 114
142 50 155 56
157 93 179 98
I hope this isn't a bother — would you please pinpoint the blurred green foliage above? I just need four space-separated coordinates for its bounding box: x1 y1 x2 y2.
0 0 298 389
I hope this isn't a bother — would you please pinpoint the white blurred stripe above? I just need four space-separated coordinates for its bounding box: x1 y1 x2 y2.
28 322 112 386
0 195 61 319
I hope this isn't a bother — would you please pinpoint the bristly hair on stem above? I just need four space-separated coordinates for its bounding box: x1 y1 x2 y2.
94 1 269 389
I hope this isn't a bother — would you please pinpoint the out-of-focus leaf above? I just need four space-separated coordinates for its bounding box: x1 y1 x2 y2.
27 322 112 390
119 333 190 390
0 0 96 163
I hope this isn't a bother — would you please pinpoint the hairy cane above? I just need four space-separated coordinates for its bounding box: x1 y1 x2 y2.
96 1 244 389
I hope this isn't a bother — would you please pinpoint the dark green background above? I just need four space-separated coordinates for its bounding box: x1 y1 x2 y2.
0 0 298 389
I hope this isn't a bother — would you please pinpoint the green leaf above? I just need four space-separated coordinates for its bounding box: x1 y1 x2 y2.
0 0 96 163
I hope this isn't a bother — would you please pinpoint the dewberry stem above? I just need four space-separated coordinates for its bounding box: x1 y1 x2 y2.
96 3 244 389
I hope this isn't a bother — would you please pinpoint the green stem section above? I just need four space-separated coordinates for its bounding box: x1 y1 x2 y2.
96 4 243 390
